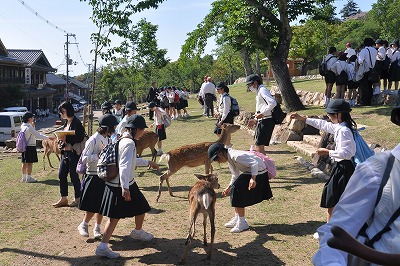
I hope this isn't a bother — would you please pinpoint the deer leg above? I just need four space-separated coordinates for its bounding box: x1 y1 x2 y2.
180 213 198 264
208 210 215 260
56 154 60 161
202 213 208 246
43 152 46 170
165 177 174 197
47 154 54 168
157 171 170 202
205 159 212 174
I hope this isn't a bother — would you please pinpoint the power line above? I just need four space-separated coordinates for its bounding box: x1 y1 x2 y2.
16 0 70 34
73 35 90 67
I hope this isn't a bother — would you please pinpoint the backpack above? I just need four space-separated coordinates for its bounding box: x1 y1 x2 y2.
319 56 333 76
337 70 348 84
161 95 169 108
16 129 31 153
250 151 277 179
224 94 240 117
97 138 127 182
272 103 287 124
173 92 180 104
162 114 172 128
352 128 375 166
76 138 96 175
383 55 391 71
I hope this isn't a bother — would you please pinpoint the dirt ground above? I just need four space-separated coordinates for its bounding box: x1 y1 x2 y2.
0 115 324 266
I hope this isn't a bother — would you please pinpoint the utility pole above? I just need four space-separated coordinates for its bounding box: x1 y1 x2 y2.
65 33 77 102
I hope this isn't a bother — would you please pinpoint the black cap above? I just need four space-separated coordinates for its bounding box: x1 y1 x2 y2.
216 82 228 90
391 105 400 126
125 115 148 129
208 143 226 161
148 102 157 109
246 74 261 85
375 39 384 45
22 111 34 121
101 101 113 110
114 99 122 105
125 101 138 111
325 99 351 114
98 114 119 128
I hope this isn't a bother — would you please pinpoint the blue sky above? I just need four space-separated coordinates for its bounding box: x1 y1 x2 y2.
1 0 376 76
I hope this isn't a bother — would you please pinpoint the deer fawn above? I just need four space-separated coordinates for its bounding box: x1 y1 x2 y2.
180 173 220 264
42 138 61 169
156 124 240 201
136 130 158 163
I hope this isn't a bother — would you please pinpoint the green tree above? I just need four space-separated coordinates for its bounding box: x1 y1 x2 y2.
211 44 244 84
370 0 400 40
339 0 361 20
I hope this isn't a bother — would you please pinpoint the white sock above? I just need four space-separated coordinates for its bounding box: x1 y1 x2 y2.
94 223 101 229
238 216 246 223
99 242 108 249
81 221 88 226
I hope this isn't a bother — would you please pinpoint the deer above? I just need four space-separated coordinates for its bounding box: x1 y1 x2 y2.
327 226 400 266
42 138 61 170
156 123 240 202
179 173 220 264
135 130 158 163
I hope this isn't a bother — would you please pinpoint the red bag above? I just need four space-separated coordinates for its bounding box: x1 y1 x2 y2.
173 92 180 103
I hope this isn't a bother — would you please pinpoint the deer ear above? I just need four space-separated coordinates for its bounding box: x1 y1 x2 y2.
194 174 205 180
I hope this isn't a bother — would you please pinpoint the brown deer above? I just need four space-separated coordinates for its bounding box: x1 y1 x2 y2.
179 173 220 264
136 130 158 163
327 226 400 266
42 138 61 169
156 123 240 201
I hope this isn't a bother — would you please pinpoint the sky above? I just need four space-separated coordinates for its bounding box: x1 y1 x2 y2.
1 0 377 76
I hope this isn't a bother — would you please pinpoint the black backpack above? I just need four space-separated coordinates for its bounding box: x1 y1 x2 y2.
337 70 348 84
319 56 333 76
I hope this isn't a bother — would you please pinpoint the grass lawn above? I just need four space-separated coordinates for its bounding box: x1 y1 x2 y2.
0 81 398 265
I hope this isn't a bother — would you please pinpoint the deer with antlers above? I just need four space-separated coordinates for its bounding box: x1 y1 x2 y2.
42 138 61 169
179 173 220 264
156 123 240 201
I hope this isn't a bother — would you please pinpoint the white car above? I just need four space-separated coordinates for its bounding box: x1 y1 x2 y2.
0 112 23 143
72 104 79 112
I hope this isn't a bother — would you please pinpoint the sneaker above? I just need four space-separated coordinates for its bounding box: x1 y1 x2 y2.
25 176 37 183
130 229 154 241
157 150 163 156
224 216 238 228
230 219 249 233
78 223 89 237
95 246 120 259
313 232 319 239
93 227 103 239
185 113 190 117
21 175 26 182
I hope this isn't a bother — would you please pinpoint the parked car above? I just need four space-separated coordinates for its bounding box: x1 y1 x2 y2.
3 106 28 112
0 112 23 143
72 104 79 112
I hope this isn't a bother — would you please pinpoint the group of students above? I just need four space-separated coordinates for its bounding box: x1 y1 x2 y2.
322 38 400 108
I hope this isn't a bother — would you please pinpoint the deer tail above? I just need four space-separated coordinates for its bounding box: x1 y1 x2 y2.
201 194 212 210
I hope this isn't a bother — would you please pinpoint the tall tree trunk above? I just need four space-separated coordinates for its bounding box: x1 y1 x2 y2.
240 47 253 76
269 55 305 112
255 50 261 76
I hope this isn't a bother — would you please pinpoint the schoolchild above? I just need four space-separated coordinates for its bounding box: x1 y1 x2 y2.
388 40 400 95
331 52 348 99
53 101 85 208
291 99 356 222
96 115 159 259
77 114 119 239
323 47 339 107
180 86 190 117
207 143 273 233
347 55 359 107
148 102 167 156
214 82 234 144
112 99 124 122
20 111 54 183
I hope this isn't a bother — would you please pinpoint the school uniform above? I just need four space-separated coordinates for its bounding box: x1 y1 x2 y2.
306 118 356 208
347 61 359 90
180 91 189 108
20 122 49 163
255 84 276 146
375 46 386 76
358 46 378 105
389 49 400 82
331 60 348 86
323 54 338 84
153 107 167 141
78 132 109 213
99 134 151 219
226 148 273 207
214 92 234 134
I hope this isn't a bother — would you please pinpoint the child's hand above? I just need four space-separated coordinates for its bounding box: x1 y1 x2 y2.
316 148 329 156
222 186 231 197
290 113 306 122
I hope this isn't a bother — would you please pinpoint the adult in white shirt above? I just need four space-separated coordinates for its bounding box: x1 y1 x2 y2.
20 111 54 183
344 42 356 58
312 105 400 266
322 47 338 107
96 115 159 259
208 143 273 233
357 37 378 106
201 77 217 117
246 74 277 155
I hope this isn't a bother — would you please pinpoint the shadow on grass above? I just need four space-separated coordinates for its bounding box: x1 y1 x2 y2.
252 220 325 236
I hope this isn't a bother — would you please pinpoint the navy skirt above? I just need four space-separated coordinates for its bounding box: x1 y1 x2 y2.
99 182 151 219
320 160 355 208
79 174 106 213
230 172 273 208
21 146 38 163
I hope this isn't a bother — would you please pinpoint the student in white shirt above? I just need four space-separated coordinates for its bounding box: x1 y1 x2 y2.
180 86 190 117
96 115 159 259
344 43 356 58
20 112 54 183
346 55 359 107
291 99 356 223
331 52 348 99
208 143 273 233
322 47 338 107
312 105 400 266
77 114 119 239
112 101 138 142
148 102 168 156
214 82 234 143
388 40 400 95
358 38 378 106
